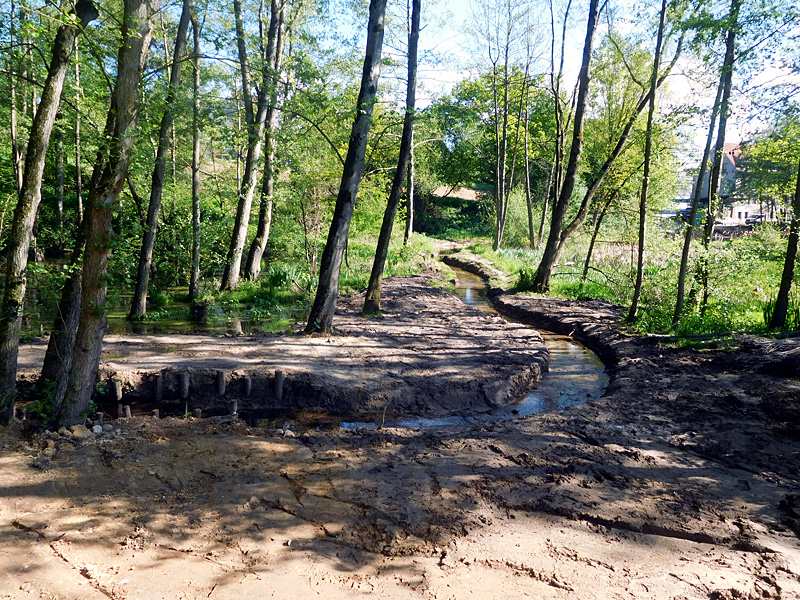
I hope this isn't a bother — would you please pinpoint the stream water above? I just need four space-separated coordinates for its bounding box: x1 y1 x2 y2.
340 267 608 429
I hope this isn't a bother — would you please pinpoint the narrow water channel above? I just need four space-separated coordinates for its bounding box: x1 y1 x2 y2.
341 267 608 429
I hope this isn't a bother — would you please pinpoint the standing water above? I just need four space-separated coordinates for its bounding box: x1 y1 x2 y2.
450 266 608 417
342 268 608 428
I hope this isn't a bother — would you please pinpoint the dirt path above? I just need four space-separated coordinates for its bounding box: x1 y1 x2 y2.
2 267 799 599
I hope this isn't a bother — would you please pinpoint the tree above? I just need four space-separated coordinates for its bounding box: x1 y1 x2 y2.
771 157 800 329
129 0 193 319
0 0 99 425
530 0 601 292
220 0 276 290
627 0 669 323
58 0 157 427
188 5 202 301
362 0 420 315
305 0 389 334
244 0 289 281
531 12 685 292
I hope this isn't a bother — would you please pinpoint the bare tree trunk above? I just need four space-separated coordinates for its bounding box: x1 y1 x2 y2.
305 0 388 334
522 76 535 249
698 0 740 315
58 0 155 428
627 0 668 323
0 0 98 425
220 0 272 290
129 0 192 319
672 81 723 327
9 0 23 193
537 156 555 247
188 7 202 301
531 0 600 292
404 136 414 245
769 157 800 329
582 195 612 281
75 41 83 223
245 0 288 281
362 0 419 315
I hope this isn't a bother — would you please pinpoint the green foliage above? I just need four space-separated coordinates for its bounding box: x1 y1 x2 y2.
26 380 57 426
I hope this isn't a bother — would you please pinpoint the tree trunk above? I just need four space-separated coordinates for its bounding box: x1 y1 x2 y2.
75 41 84 224
220 0 272 290
362 0 419 315
672 80 723 327
305 0 388 334
39 219 88 415
9 0 23 193
189 7 202 301
58 0 155 428
404 136 414 245
521 74 534 249
627 0 668 323
537 156 555 248
698 0 740 315
245 0 288 281
769 157 800 329
531 0 600 292
0 0 98 425
582 195 612 281
129 0 192 319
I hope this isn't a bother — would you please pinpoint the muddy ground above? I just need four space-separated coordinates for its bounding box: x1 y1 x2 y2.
1 265 800 599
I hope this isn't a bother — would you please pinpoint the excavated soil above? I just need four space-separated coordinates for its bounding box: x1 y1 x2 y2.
2 268 800 599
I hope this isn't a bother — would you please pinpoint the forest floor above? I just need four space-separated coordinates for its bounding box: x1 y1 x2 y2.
2 263 800 599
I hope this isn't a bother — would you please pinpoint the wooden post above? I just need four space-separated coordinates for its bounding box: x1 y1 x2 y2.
123 405 132 418
275 370 284 401
154 373 163 402
193 408 202 418
216 370 226 396
113 378 123 402
180 371 190 399
243 375 252 397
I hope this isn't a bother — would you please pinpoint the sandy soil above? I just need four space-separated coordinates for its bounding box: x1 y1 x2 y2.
1 266 799 599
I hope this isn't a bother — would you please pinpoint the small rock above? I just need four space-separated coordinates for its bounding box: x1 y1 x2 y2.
283 429 296 438
69 425 93 439
58 427 70 437
273 429 284 437
102 423 114 432
283 539 292 547
92 425 103 435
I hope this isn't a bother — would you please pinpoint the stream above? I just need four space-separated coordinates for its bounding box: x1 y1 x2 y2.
340 267 608 428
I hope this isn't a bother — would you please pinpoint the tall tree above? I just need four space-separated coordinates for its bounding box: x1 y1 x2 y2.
698 0 741 314
0 0 99 425
220 0 273 290
244 0 288 281
188 7 202 301
363 0 420 315
627 0 669 322
532 20 684 291
58 0 157 427
129 0 193 318
305 0 389 334
530 0 601 292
